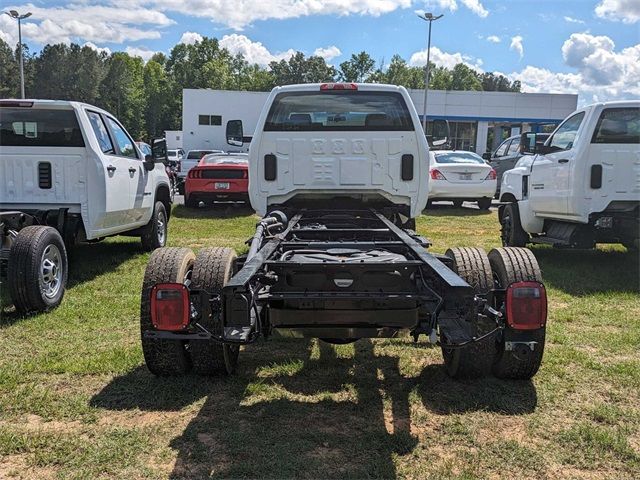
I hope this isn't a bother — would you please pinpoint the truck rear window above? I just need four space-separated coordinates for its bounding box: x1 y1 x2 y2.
0 108 85 147
264 91 414 131
591 108 640 144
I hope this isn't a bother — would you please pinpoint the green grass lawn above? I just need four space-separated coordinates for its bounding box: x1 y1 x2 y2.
1 204 639 479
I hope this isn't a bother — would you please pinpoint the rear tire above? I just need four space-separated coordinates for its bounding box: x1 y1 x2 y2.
477 197 492 210
140 247 195 376
488 247 545 379
189 247 240 375
500 203 528 247
441 247 495 378
8 226 68 314
141 201 168 251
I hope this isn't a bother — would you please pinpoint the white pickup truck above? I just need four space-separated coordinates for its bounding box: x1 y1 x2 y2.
498 101 639 250
139 83 549 382
0 99 172 314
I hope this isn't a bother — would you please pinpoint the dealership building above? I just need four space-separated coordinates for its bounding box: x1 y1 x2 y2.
178 88 578 154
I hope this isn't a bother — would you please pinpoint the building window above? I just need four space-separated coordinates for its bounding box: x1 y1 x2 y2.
198 115 222 126
449 121 478 151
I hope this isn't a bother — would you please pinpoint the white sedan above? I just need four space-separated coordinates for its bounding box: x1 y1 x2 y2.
428 150 497 210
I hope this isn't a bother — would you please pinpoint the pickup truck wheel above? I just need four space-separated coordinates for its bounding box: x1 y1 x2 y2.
488 247 545 379
141 201 168 251
8 226 68 314
477 197 492 210
500 203 528 247
189 247 239 375
441 247 495 378
140 247 195 376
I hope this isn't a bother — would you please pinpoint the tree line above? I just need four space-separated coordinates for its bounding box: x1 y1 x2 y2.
0 36 520 140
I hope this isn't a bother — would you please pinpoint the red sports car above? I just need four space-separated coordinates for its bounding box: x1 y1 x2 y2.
185 153 249 207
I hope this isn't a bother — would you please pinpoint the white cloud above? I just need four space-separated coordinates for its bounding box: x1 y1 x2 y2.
154 0 412 30
219 34 296 65
0 3 171 45
125 46 159 62
563 16 585 24
509 34 640 104
179 31 203 45
486 35 501 43
409 46 483 70
510 35 524 59
595 0 640 24
83 42 112 55
419 0 488 17
460 0 488 18
313 45 342 61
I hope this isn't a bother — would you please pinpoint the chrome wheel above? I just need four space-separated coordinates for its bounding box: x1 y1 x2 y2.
157 210 166 245
41 244 63 299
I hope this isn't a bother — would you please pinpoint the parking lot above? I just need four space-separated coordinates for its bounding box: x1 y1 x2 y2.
1 205 638 479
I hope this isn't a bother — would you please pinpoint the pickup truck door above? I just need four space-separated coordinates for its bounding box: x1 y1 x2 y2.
86 110 132 229
529 111 585 216
580 107 640 217
103 115 148 226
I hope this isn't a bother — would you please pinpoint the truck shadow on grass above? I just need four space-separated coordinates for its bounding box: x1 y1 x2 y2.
91 338 536 479
533 247 639 296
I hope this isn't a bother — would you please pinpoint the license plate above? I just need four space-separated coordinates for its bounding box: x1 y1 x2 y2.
459 173 472 180
215 182 230 190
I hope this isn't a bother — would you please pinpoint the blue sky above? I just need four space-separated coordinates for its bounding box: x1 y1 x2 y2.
1 1 639 103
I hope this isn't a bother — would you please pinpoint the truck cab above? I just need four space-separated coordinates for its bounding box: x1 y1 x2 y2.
499 101 639 249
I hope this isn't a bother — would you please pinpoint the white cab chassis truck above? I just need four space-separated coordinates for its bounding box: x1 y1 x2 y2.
1 99 172 314
499 101 639 250
140 84 548 381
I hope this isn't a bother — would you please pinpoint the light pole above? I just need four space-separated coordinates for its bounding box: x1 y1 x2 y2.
4 10 32 99
417 11 443 134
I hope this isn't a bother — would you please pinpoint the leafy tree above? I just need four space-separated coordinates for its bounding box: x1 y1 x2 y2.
480 72 521 92
0 39 19 98
269 52 336 85
99 52 145 138
450 63 482 91
339 51 375 82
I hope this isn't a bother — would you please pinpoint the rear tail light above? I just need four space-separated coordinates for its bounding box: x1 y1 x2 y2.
430 169 447 180
485 168 497 180
150 283 190 331
320 83 358 91
505 281 547 330
188 169 202 179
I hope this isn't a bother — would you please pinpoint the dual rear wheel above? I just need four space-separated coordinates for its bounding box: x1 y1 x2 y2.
140 246 239 376
442 246 545 380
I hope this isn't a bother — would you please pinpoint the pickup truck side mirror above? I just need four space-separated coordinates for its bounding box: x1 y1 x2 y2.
145 138 167 171
426 119 450 148
226 120 244 147
482 152 492 161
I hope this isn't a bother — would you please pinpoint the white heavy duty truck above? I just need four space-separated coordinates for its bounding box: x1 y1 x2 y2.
139 83 548 380
498 101 639 250
0 99 172 314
